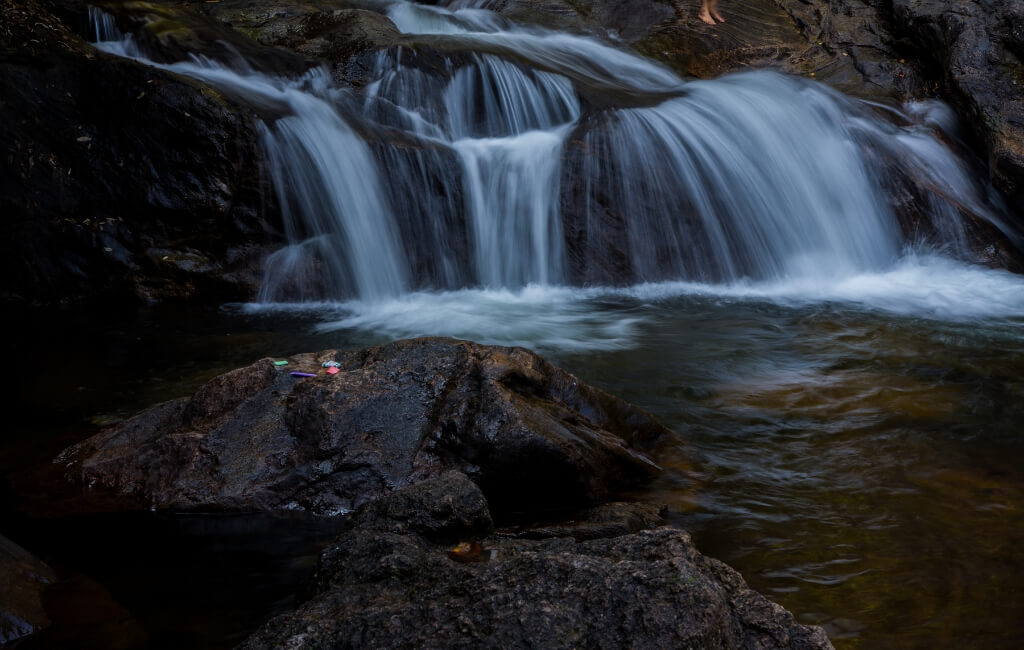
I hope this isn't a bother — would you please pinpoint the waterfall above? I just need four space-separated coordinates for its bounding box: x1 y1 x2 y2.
92 35 410 301
87 2 1020 307
87 6 120 43
443 56 578 286
574 72 903 284
256 73 410 301
362 46 581 288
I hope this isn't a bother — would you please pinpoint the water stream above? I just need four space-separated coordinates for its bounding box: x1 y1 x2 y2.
20 3 1024 648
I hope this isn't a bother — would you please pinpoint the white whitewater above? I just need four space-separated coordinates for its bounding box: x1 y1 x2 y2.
248 255 1024 351
89 3 1024 347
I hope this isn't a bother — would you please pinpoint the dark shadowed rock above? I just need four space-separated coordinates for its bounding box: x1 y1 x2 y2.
57 338 667 516
0 534 56 645
69 0 313 73
194 0 412 88
890 0 1024 215
755 0 1024 218
480 0 898 99
0 0 279 305
342 470 495 542
509 499 669 540
242 472 833 650
198 0 400 62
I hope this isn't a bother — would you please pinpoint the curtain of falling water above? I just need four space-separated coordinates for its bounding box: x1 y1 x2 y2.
88 2 1019 302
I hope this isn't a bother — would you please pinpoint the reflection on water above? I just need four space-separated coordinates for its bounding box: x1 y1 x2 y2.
3 281 1024 648
551 298 1024 649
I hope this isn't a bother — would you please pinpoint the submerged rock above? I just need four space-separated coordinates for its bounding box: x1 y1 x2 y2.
242 471 833 649
57 338 667 516
0 534 56 645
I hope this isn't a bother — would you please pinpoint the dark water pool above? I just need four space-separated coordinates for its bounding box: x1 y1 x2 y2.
3 295 1022 648
554 298 1024 649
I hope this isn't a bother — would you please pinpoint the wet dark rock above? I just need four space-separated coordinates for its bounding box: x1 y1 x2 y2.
195 0 407 87
0 534 56 645
509 500 669 540
90 1 314 74
57 338 667 516
758 0 1024 218
203 1 400 62
336 470 495 544
0 0 279 305
242 472 833 650
482 0 858 96
890 0 1024 216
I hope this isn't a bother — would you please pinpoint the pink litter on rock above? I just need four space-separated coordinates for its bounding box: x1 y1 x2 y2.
326 367 340 375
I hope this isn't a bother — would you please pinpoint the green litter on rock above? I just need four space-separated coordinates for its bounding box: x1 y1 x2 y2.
274 360 289 366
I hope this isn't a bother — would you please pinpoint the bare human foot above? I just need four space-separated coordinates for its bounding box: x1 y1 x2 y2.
699 8 715 24
712 9 725 22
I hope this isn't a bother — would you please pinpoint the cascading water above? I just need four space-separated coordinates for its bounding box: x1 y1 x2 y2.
87 5 119 42
90 17 410 300
575 72 904 283
88 1 1024 343
74 9 1024 648
254 76 410 301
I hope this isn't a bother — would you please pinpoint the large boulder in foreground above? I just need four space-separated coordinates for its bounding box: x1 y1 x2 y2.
57 338 666 516
0 534 56 645
242 472 833 649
